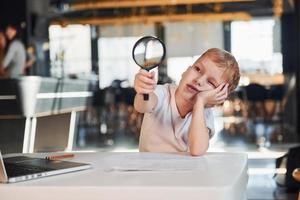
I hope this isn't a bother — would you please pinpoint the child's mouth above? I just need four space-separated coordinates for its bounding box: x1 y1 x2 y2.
186 84 200 93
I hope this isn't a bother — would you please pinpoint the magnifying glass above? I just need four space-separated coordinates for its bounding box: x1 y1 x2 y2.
132 36 166 100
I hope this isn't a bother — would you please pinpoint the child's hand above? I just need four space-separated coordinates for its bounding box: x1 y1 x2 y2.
196 83 229 107
134 69 156 95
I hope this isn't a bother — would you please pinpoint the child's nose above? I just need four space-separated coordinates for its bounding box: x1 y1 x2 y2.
195 75 206 86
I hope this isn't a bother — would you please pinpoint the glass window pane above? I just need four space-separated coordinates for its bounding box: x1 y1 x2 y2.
231 18 282 75
49 25 92 77
98 37 140 88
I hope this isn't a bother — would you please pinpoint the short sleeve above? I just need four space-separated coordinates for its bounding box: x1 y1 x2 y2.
204 108 215 138
152 84 168 112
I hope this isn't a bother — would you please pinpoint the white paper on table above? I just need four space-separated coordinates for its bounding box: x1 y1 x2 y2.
101 152 206 172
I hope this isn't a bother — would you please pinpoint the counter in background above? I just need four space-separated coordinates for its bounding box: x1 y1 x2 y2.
0 76 95 154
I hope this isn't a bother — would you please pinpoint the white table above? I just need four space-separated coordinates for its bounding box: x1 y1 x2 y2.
0 152 248 200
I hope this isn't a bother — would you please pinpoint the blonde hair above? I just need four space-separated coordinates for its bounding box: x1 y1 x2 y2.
201 48 240 93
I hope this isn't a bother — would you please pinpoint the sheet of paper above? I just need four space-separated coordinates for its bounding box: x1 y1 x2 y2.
100 152 206 171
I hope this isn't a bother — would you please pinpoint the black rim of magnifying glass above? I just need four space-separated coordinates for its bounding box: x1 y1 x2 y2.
132 36 166 71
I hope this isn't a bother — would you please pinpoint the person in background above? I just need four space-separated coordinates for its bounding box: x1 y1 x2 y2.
23 45 36 75
134 48 240 156
0 31 7 76
1 24 26 78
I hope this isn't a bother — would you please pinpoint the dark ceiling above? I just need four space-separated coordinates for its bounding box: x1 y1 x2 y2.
49 0 294 25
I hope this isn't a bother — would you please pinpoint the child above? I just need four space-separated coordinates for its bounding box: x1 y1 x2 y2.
134 48 240 156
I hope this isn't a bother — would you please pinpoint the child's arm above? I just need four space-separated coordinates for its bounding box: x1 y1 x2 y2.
188 99 210 156
188 83 228 156
133 69 157 113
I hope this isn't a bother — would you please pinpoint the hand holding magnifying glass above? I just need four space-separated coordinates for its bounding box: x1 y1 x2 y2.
132 36 166 101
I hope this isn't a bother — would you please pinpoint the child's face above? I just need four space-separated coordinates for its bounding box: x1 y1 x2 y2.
178 56 227 99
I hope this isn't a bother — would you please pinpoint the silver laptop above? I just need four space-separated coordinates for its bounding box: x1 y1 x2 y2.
0 151 91 183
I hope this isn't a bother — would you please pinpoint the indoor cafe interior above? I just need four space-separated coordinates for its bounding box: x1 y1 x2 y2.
1 0 300 199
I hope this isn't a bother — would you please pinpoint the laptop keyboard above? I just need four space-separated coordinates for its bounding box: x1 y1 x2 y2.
4 163 49 177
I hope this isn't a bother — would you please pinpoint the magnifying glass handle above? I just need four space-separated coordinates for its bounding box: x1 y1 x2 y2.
144 94 149 101
143 68 150 101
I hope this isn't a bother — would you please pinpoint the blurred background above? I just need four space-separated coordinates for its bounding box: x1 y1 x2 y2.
0 0 300 199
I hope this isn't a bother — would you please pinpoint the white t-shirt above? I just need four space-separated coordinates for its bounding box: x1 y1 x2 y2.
139 84 215 153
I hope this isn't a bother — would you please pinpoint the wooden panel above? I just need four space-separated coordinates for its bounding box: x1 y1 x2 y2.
70 0 255 11
53 12 251 25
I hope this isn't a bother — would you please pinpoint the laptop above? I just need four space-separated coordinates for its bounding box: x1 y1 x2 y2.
0 151 91 183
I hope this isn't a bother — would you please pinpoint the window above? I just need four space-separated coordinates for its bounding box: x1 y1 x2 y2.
49 25 92 77
231 18 282 75
98 37 141 88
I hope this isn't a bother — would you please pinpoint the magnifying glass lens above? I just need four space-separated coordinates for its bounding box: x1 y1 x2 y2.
132 36 166 100
132 36 165 71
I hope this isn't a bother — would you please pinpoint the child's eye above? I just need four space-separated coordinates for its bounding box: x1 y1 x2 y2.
193 66 201 72
208 81 216 88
